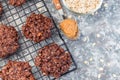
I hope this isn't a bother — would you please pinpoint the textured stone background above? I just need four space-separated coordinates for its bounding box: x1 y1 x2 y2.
0 0 120 80
45 0 120 80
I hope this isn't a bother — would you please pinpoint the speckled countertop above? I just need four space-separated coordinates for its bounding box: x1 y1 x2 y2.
0 0 119 80
45 0 120 80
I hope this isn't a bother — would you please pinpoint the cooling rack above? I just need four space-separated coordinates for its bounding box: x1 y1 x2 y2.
0 0 77 80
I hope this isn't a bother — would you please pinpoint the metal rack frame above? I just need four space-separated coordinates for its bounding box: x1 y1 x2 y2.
0 0 77 80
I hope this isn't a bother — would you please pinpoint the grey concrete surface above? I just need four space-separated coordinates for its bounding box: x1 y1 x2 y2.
45 0 120 80
0 0 120 80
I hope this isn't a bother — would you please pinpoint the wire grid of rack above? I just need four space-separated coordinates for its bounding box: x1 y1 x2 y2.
0 0 77 80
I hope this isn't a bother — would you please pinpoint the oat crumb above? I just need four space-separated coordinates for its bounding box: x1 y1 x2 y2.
92 43 96 47
107 63 111 66
99 67 104 71
89 57 93 61
98 74 101 78
91 12 95 15
113 74 117 77
95 11 98 14
104 3 108 8
84 61 89 65
96 34 101 38
67 15 72 18
100 59 104 63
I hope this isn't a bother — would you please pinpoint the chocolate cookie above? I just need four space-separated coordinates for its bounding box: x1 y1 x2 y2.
0 24 19 58
35 43 72 78
9 0 26 6
22 13 53 43
0 60 35 80
0 2 3 15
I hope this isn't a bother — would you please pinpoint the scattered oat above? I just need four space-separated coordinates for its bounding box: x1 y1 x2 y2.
89 57 93 61
67 15 72 18
65 0 101 14
96 34 101 38
100 59 104 63
38 8 43 12
107 63 111 66
38 7 46 12
104 3 108 8
95 11 98 15
113 74 117 77
83 36 89 42
98 74 101 79
92 43 96 47
84 61 89 65
91 12 95 15
83 37 87 42
99 67 104 71
64 13 67 17
36 2 43 8
78 16 80 18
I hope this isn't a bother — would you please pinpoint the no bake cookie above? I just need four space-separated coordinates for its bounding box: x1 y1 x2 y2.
22 13 53 42
35 43 72 78
0 24 19 58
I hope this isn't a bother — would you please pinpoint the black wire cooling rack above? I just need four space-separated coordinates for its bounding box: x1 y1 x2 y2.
0 0 77 80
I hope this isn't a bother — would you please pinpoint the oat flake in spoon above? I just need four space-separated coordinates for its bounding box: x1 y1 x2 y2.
64 0 101 14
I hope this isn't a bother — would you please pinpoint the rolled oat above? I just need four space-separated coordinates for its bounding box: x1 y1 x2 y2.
65 0 100 13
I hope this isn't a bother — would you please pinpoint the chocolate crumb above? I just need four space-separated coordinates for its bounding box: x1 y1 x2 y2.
9 0 26 6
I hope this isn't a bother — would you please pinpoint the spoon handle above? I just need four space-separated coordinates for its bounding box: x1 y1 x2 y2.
53 0 62 10
53 0 66 19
